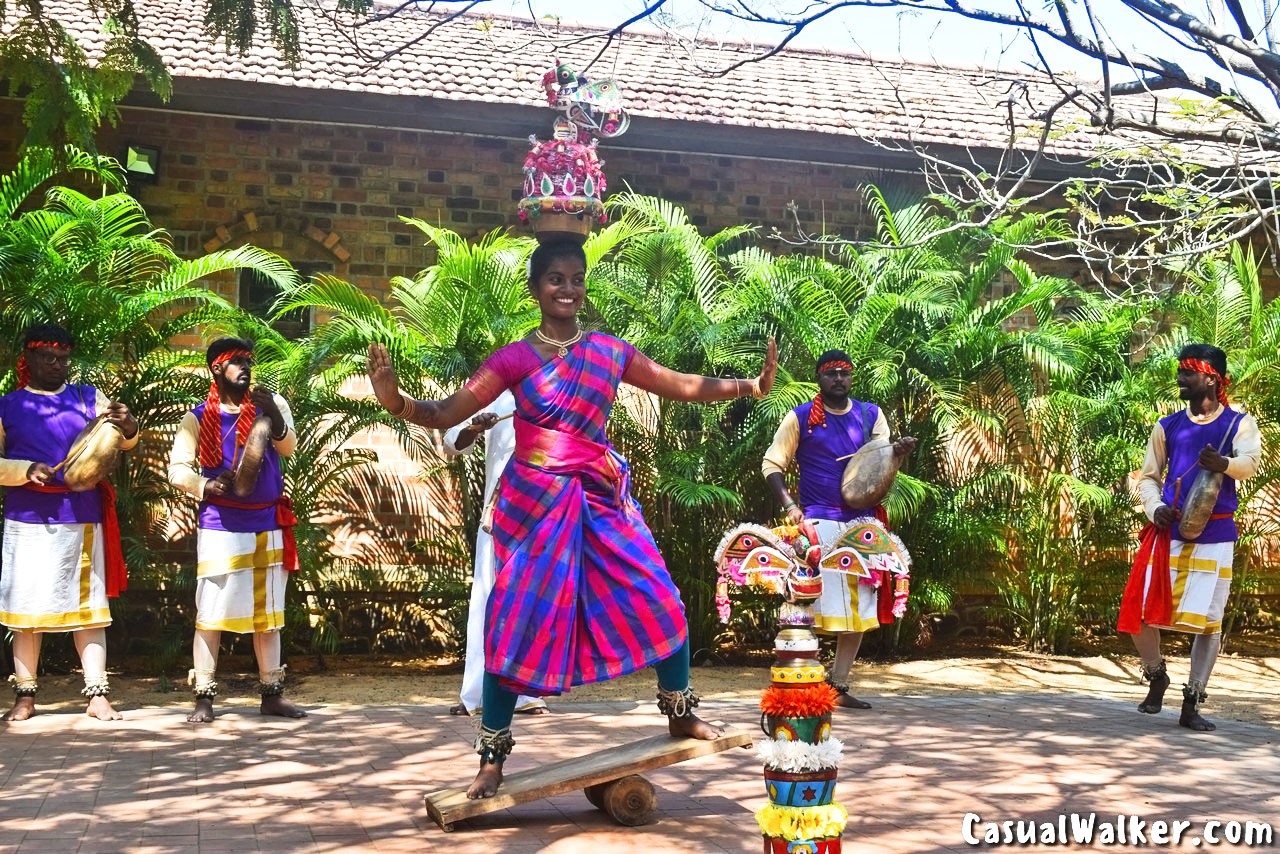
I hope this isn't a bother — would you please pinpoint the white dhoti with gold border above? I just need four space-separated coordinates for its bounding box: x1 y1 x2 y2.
1140 539 1233 635
810 517 882 634
0 518 111 632
195 528 288 634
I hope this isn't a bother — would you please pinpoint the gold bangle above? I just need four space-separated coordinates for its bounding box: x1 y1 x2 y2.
396 393 415 420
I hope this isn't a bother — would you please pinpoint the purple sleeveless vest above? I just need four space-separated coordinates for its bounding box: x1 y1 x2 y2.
192 402 283 533
1160 407 1243 544
0 384 103 524
794 399 879 522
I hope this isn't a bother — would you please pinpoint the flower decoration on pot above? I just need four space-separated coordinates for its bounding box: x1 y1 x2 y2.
518 59 630 244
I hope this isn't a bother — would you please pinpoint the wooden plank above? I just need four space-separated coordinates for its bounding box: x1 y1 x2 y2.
424 729 753 830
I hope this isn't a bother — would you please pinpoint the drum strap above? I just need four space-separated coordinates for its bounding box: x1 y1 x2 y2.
23 481 127 597
1169 410 1244 490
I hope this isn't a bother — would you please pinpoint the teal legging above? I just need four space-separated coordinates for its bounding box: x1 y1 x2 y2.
480 637 691 731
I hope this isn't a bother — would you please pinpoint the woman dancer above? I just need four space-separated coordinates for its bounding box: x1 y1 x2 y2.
367 239 776 799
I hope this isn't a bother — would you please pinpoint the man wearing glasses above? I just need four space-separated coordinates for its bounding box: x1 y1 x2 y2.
0 323 138 720
762 349 915 709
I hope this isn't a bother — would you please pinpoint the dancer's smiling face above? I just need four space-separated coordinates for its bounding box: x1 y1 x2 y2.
531 256 587 321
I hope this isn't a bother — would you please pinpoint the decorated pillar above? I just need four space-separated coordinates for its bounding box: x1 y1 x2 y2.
714 524 848 852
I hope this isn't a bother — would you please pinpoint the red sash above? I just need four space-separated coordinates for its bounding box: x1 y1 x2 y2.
203 494 300 572
1117 513 1232 633
23 481 127 598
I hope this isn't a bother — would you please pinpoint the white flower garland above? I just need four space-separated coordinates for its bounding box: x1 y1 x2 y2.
756 736 844 773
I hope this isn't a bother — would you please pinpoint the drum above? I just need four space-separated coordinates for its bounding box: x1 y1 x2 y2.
232 416 275 497
839 438 901 510
60 416 123 492
1178 467 1223 539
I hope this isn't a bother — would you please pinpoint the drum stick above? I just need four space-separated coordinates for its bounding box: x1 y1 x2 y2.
493 412 515 423
836 440 896 462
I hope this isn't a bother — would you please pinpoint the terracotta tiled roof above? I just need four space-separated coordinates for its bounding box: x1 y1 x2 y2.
42 1 1195 160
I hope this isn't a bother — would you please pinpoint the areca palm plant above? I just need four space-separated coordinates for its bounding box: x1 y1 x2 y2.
0 153 297 580
723 185 1145 650
276 221 549 649
0 148 300 670
217 318 411 659
588 193 783 657
292 220 537 393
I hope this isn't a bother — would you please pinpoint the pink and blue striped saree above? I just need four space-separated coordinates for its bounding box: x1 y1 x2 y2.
464 332 687 696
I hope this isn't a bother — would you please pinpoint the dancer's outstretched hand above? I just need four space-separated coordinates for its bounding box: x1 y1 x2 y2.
367 343 404 414
753 339 778 399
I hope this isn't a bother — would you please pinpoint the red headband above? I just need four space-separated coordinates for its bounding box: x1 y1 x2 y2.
1179 358 1230 407
809 360 854 431
16 340 71 389
210 348 252 367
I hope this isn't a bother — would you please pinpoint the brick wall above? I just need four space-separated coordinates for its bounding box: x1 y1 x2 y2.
0 103 895 296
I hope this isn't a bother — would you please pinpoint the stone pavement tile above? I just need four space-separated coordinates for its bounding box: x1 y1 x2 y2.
190 842 262 853
845 822 970 853
0 796 46 819
197 823 259 840
366 839 439 853
2 693 1278 851
20 824 91 839
533 816 761 853
306 832 373 846
140 819 199 836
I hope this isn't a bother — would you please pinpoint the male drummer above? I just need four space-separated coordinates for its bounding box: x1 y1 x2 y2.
0 323 138 720
1117 343 1260 732
168 337 306 722
762 349 915 708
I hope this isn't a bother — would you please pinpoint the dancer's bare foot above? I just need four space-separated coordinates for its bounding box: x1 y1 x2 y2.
448 703 470 716
466 762 504 800
515 705 550 715
3 696 36 722
260 695 307 718
835 693 872 710
187 696 216 723
86 695 122 720
668 713 721 740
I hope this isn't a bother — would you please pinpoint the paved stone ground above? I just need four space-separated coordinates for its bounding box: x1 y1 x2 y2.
0 692 1276 853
